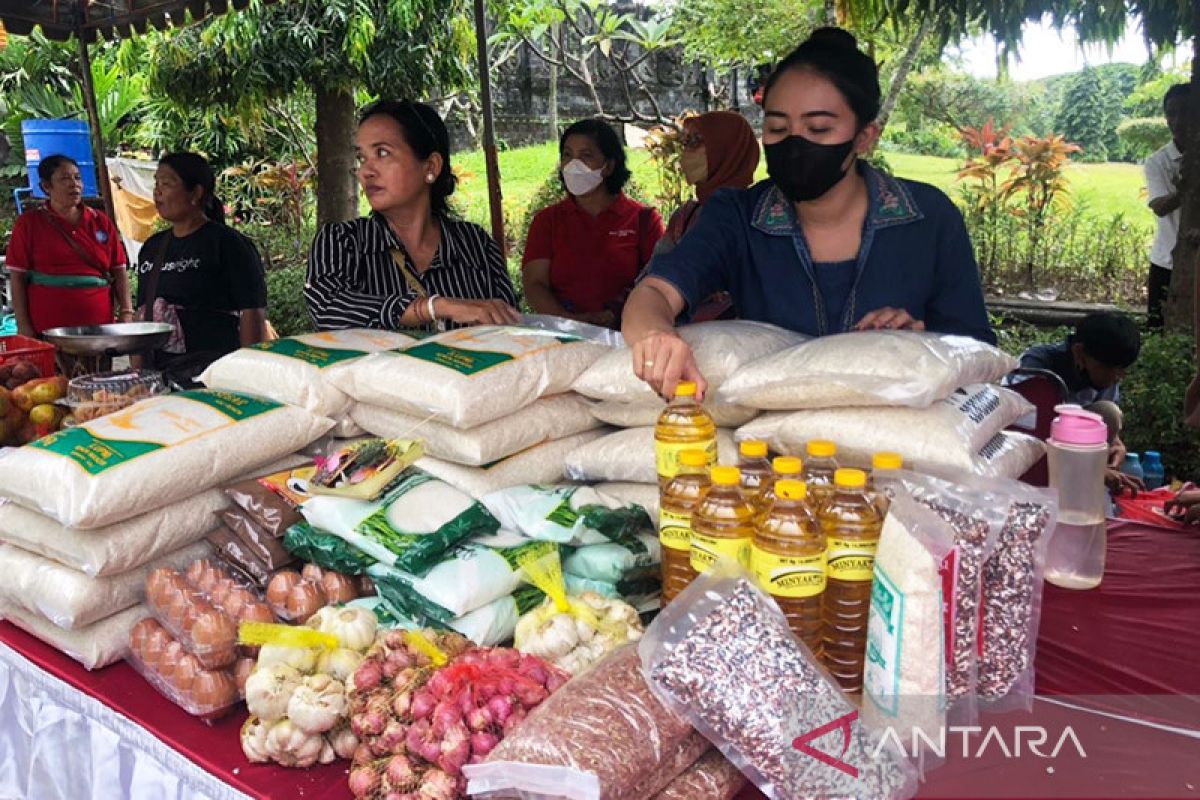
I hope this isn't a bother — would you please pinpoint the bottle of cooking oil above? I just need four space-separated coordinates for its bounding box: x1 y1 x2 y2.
659 449 711 604
803 440 840 509
758 455 804 520
868 452 903 517
690 466 755 574
655 381 717 489
737 439 773 511
752 479 825 655
820 468 882 693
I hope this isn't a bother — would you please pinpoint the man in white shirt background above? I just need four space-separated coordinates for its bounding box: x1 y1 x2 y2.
1144 83 1190 329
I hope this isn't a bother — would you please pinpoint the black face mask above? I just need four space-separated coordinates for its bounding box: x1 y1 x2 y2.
764 134 856 202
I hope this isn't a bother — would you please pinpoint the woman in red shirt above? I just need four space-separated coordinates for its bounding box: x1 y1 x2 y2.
522 118 664 328
6 155 133 338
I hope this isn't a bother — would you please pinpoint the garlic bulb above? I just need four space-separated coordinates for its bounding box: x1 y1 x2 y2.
245 664 301 722
240 716 273 763
257 643 318 674
316 648 364 683
305 606 338 632
516 611 579 662
515 594 644 674
319 607 377 652
264 718 325 768
318 738 337 765
287 674 348 734
328 723 359 760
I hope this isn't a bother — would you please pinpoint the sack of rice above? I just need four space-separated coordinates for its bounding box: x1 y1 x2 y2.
417 430 608 499
481 484 652 545
589 399 758 429
0 390 333 529
563 532 661 584
974 431 1046 480
737 384 1033 477
199 329 414 416
330 325 610 428
0 541 209 630
565 427 738 484
369 531 557 621
333 416 366 438
0 602 147 670
595 482 660 520
719 331 1017 410
352 395 600 466
573 320 806 402
353 587 547 647
299 469 499 574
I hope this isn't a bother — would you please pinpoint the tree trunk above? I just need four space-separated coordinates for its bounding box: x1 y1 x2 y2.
313 84 359 227
823 0 837 25
877 14 934 131
1166 23 1200 334
548 24 560 143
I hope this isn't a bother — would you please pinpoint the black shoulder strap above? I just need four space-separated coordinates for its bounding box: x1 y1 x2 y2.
141 234 172 323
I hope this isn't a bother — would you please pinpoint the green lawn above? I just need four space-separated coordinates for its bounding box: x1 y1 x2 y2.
451 143 1155 235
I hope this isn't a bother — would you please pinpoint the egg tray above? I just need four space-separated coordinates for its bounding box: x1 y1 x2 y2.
144 558 277 670
126 617 248 723
264 564 366 623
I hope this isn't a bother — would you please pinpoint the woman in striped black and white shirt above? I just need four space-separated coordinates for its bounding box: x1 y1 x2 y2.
305 100 520 331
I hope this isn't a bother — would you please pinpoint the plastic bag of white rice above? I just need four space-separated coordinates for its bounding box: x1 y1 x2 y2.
588 399 758 429
0 602 147 670
299 469 499 575
0 390 333 529
737 384 1033 477
352 395 600 466
0 540 209 630
565 427 738 484
595 482 660 520
973 431 1046 480
481 484 652 545
563 532 661 584
200 329 415 416
368 531 557 621
573 320 806 402
416 430 607 499
331 325 610 428
352 588 546 647
719 331 1017 410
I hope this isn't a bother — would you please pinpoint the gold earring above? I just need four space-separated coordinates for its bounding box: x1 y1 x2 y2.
426 174 435 183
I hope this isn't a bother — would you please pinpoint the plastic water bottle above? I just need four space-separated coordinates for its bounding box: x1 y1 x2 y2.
1142 451 1165 490
1120 453 1144 484
1045 405 1108 590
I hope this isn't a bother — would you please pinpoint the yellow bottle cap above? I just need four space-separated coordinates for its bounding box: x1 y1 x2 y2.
679 449 709 467
775 479 807 501
675 381 697 397
807 440 837 458
773 456 802 474
834 468 867 489
873 452 903 470
740 440 768 458
710 466 741 486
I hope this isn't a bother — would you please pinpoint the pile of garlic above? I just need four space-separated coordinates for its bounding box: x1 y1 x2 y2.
241 606 378 768
513 591 643 675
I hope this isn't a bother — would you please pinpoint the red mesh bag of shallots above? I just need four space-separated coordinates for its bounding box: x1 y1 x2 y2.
464 643 708 800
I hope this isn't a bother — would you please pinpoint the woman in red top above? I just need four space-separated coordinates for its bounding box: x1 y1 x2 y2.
6 155 133 338
523 118 664 328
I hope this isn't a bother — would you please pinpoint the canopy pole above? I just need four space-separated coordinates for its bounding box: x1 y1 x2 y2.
76 27 117 222
472 0 506 254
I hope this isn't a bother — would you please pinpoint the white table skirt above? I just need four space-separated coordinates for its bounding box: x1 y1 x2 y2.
0 641 251 800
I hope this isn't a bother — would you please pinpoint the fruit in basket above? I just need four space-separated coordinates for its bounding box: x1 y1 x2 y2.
0 388 9 416
29 378 66 406
10 360 39 383
29 403 63 429
10 385 34 413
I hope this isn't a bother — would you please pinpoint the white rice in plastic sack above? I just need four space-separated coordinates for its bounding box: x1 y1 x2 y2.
0 540 209 630
333 416 366 438
565 427 738 484
416 430 607 499
0 602 147 670
368 531 556 621
973 431 1046 480
481 485 652 545
352 394 601 466
595 482 660 520
331 325 610 428
573 320 806 402
199 329 415 417
737 384 1033 477
352 588 546 648
300 470 498 574
588 399 758 429
563 532 661 584
719 331 1017 410
0 390 333 529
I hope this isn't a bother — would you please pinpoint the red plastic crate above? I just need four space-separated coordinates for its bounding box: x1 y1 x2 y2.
0 335 57 379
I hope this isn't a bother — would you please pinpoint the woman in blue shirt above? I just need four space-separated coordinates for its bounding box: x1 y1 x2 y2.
623 28 994 398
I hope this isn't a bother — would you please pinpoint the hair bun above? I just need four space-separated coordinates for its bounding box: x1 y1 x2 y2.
807 26 859 51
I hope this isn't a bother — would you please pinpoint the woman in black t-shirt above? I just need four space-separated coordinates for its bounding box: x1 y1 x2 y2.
136 152 267 381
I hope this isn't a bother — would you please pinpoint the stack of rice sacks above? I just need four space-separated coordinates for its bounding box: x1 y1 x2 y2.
565 321 809 517
0 389 333 669
718 330 1041 480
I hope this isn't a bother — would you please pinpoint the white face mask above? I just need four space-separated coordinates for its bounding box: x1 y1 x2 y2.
561 159 605 196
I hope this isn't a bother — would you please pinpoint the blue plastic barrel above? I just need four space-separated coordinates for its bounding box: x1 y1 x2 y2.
21 119 99 199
